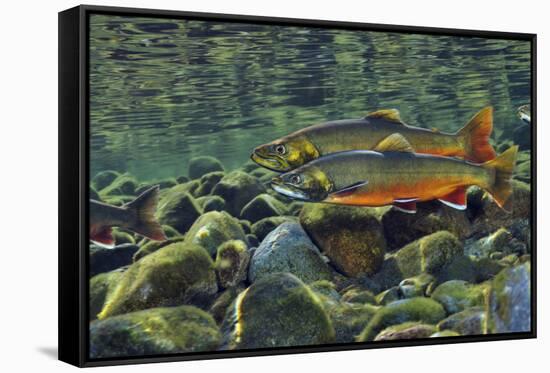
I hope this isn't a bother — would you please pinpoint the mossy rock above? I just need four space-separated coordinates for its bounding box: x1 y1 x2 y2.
430 330 461 338
209 287 243 324
357 297 446 341
431 280 488 315
514 159 531 183
90 186 100 201
215 240 250 289
437 307 487 335
374 322 437 341
176 175 189 184
157 188 202 234
90 305 221 358
162 225 180 239
249 222 333 284
392 231 463 278
188 156 224 179
132 236 185 262
340 287 376 304
329 303 379 343
381 201 471 251
90 269 124 321
300 204 386 277
239 220 251 234
375 287 401 305
99 174 138 197
246 234 260 247
310 280 341 302
225 273 335 349
487 263 531 333
239 194 286 223
98 242 217 319
251 216 298 242
89 244 139 277
91 170 121 191
194 171 225 197
211 171 266 216
465 228 527 258
398 273 435 299
112 229 135 245
185 211 247 257
196 195 226 212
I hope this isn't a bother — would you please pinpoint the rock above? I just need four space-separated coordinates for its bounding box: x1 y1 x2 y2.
97 242 217 319
328 303 379 343
515 159 531 183
240 194 286 222
99 174 138 197
90 186 100 201
248 222 332 283
224 273 334 349
512 124 531 150
246 234 259 247
437 307 486 335
91 170 121 191
300 204 386 277
157 188 202 234
196 195 226 212
375 287 401 305
161 225 180 239
215 240 250 289
90 269 124 320
398 273 435 299
341 287 376 304
132 237 184 262
176 175 189 184
310 280 341 302
112 229 135 245
374 322 437 341
239 220 252 234
431 280 487 314
436 255 505 284
89 244 139 277
392 231 463 278
288 201 305 216
251 216 298 241
211 171 266 216
487 263 531 333
194 171 225 197
188 156 224 179
430 330 461 337
357 297 446 341
465 228 527 258
90 305 221 358
185 211 247 257
209 287 242 324
381 201 471 251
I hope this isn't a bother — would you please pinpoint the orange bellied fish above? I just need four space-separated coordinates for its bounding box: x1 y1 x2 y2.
270 133 517 213
90 185 166 246
252 107 496 171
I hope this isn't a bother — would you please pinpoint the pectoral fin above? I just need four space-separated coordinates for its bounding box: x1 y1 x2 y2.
392 201 417 214
438 187 467 210
325 181 369 202
373 133 415 153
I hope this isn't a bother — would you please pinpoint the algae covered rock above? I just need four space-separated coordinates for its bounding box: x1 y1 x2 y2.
392 231 463 277
185 211 247 257
90 269 124 320
249 222 332 284
89 244 139 277
188 156 224 179
157 188 202 234
357 297 446 341
328 303 379 343
340 287 376 305
487 263 531 333
99 174 138 197
211 171 266 216
132 236 184 262
374 322 437 341
465 228 527 258
91 170 121 191
251 216 298 241
375 287 401 305
90 305 221 358
225 273 334 349
215 240 250 289
438 307 486 335
196 195 226 212
430 330 461 338
300 204 386 277
112 229 135 245
240 193 286 222
398 273 435 299
431 280 487 314
194 171 225 197
98 241 217 319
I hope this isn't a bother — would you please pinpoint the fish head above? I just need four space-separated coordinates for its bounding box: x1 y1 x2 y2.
270 166 332 201
251 135 320 171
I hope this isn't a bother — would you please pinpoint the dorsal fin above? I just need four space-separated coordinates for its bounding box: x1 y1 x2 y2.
373 133 414 153
366 109 404 124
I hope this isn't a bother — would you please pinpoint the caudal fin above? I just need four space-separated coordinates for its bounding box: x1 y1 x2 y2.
483 146 518 210
124 185 167 241
456 107 496 163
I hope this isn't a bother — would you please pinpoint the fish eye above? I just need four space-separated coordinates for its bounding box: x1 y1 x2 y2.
274 144 286 155
289 174 301 184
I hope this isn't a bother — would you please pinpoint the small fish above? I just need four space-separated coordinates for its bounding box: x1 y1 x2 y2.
517 105 531 125
270 133 517 212
90 185 167 246
252 107 496 172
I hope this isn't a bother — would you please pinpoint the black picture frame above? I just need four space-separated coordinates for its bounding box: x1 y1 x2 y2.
58 4 537 367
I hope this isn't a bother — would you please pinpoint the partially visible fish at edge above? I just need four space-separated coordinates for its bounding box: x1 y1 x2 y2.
518 105 531 125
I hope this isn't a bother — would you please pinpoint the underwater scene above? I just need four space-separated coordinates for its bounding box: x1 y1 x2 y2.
88 14 532 359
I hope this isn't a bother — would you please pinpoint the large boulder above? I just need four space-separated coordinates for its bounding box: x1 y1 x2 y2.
157 187 202 234
487 263 531 333
97 242 217 319
188 156 224 179
249 222 332 284
251 216 298 242
357 297 446 341
240 194 286 223
211 171 266 216
300 204 386 277
89 244 139 277
185 211 247 257
224 273 335 349
90 306 221 358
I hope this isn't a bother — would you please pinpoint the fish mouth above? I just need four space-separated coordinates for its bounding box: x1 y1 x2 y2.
270 177 311 201
251 151 291 172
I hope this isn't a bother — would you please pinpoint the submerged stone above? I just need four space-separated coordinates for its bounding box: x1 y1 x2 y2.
188 156 224 179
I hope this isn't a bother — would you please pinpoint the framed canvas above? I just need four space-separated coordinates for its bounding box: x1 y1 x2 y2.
58 4 537 367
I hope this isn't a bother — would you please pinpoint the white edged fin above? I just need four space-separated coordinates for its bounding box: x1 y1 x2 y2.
394 198 419 203
438 199 467 210
392 205 417 214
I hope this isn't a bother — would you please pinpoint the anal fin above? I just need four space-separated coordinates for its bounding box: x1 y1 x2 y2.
393 201 417 214
438 187 467 210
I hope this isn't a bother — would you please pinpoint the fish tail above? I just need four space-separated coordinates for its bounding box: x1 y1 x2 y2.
125 185 167 241
482 145 518 211
456 106 496 163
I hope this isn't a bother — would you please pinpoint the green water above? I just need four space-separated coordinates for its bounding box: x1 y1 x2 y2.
89 15 531 180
